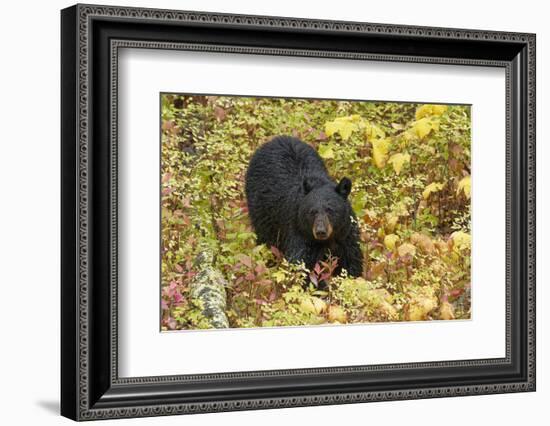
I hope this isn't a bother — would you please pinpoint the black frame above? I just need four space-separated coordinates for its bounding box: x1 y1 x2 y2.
61 4 536 421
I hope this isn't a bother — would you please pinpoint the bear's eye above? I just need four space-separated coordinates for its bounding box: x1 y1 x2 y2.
326 207 334 214
309 208 318 215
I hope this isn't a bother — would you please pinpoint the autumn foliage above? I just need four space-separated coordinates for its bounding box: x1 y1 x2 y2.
161 95 471 330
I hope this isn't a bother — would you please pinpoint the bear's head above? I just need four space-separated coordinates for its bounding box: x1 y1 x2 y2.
298 177 353 242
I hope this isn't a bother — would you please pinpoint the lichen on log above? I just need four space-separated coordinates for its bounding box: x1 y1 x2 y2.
189 246 229 328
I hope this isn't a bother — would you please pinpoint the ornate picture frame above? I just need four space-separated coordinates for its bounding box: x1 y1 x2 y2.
61 4 535 420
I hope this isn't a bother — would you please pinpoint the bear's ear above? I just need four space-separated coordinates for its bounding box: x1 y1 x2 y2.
336 177 352 198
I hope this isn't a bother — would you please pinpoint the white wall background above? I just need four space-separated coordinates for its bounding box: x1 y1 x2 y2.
0 0 546 424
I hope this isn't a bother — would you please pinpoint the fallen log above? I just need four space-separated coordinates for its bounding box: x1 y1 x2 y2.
189 248 229 329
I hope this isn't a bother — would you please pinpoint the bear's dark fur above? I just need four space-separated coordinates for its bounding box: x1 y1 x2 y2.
245 136 363 278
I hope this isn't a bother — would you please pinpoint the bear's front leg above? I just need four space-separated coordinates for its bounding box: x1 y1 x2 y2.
339 232 363 277
282 233 309 267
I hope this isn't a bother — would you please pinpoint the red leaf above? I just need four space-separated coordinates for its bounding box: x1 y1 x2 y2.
236 254 252 268
213 106 226 121
173 292 184 304
450 288 464 298
162 120 175 131
270 246 282 259
167 317 176 330
182 196 191 208
255 264 267 275
313 263 322 274
309 272 318 285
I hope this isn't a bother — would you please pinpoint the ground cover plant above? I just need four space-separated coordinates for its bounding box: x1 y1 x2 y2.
161 94 472 330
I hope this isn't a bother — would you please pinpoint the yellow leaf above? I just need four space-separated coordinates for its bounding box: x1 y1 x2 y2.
401 130 416 143
451 231 471 251
379 301 398 321
397 242 416 257
412 117 433 139
360 288 398 321
273 270 286 283
300 298 317 314
415 105 431 120
457 175 471 199
372 138 390 168
385 213 399 233
371 288 393 303
384 234 399 251
415 104 448 120
365 122 386 140
339 123 355 141
324 121 338 137
324 115 362 141
311 297 327 314
422 182 444 199
432 104 448 115
406 296 437 321
300 297 327 315
435 240 450 254
387 152 411 174
318 143 335 159
439 301 455 320
411 233 436 254
328 305 347 323
393 201 410 217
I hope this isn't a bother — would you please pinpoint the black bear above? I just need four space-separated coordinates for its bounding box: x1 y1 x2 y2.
245 135 363 279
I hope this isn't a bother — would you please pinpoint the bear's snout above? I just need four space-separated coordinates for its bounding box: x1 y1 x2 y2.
313 214 333 241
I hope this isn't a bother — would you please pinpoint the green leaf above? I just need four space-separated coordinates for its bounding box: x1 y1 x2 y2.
318 143 335 159
351 191 366 216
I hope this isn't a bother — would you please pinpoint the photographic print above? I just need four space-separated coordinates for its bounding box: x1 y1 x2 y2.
160 94 472 331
